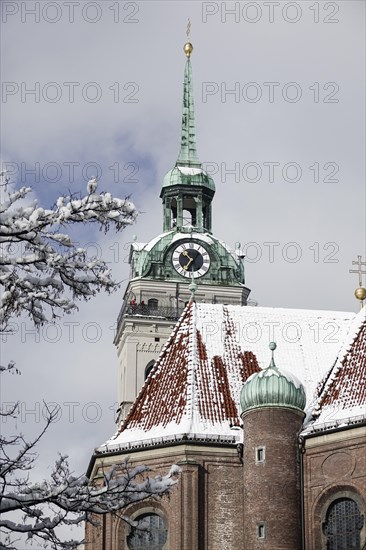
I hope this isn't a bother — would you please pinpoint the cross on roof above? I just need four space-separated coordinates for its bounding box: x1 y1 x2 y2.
349 255 366 287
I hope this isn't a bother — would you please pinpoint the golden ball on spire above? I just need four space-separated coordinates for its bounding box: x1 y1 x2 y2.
184 42 193 58
354 287 366 301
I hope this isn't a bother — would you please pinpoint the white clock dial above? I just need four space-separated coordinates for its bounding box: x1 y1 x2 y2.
172 242 211 278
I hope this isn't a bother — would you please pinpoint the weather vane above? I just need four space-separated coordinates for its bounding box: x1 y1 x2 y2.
184 18 193 58
186 18 191 39
349 255 366 308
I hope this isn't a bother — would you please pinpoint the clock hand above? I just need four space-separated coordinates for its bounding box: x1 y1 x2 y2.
183 257 193 270
182 250 193 261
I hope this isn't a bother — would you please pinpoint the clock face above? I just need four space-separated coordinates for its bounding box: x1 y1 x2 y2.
172 242 211 278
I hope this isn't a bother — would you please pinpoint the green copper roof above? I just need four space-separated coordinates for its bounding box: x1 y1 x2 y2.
161 52 216 195
162 166 215 192
240 343 306 414
129 230 244 285
177 58 200 167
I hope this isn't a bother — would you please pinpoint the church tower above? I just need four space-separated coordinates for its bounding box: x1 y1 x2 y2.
114 41 251 422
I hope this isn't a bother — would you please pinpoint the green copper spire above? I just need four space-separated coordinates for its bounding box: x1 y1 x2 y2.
177 46 201 168
160 37 216 234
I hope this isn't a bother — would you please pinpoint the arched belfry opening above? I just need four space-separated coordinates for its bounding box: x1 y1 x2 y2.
162 183 214 233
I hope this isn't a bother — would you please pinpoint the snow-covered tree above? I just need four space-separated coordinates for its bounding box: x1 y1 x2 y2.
0 171 138 331
0 175 180 548
0 390 180 549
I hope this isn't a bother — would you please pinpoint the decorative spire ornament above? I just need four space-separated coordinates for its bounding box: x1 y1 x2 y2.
268 341 277 369
177 21 200 167
349 255 366 308
184 18 193 58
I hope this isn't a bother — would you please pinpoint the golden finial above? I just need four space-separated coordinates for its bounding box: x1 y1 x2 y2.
184 18 193 58
354 287 366 302
349 255 366 308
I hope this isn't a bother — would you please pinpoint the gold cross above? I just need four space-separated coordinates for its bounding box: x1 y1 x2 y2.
349 255 366 287
186 18 191 39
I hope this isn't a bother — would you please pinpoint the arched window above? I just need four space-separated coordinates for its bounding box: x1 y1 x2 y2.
145 361 155 380
127 513 167 550
324 498 364 550
148 298 158 310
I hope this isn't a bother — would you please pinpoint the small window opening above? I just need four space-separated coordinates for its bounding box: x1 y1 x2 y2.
144 361 155 380
257 523 266 539
256 446 265 463
154 337 160 342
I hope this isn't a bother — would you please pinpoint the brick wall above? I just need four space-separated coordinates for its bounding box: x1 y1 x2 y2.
242 407 304 550
85 443 244 550
302 425 366 550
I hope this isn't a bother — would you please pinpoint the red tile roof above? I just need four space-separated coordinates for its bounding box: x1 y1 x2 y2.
306 308 366 432
100 303 357 451
118 302 260 437
320 322 366 408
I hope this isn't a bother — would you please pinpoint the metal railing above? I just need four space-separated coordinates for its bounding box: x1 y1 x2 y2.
116 302 185 331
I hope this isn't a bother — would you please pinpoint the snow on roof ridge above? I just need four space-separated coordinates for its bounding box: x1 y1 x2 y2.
99 302 359 451
302 410 366 435
334 304 366 360
228 302 355 317
177 166 205 176
114 301 194 437
101 301 251 450
303 306 366 433
188 298 199 436
99 431 241 455
314 306 366 408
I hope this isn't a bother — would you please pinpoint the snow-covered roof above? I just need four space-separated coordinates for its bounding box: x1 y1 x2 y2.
131 242 146 252
303 306 366 434
177 166 205 176
142 231 216 253
99 302 358 453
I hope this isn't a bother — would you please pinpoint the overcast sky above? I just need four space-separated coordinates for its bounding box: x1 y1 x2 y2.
1 0 365 544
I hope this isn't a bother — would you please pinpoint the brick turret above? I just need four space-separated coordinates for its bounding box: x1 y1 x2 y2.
240 342 306 550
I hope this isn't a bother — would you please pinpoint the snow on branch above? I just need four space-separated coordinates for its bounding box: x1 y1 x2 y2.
0 402 180 549
0 172 138 330
0 173 181 549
